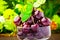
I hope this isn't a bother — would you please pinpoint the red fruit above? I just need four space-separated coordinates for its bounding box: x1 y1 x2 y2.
26 16 34 25
41 17 51 26
22 23 30 33
14 16 21 26
33 10 44 20
31 24 39 32
22 22 29 26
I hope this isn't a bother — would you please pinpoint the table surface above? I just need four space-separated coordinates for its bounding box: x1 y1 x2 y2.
0 34 60 40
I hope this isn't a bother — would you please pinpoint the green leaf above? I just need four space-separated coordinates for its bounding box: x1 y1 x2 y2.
21 14 31 22
0 23 3 32
27 0 36 4
0 0 7 14
3 9 18 20
0 23 3 29
19 0 27 5
20 2 33 22
4 20 16 31
14 8 21 15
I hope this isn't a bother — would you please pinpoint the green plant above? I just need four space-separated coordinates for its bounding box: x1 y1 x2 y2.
40 0 60 18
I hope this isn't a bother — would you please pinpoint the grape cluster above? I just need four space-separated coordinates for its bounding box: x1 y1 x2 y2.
14 8 51 40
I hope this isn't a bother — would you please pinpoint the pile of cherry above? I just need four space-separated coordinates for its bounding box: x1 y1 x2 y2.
14 8 51 40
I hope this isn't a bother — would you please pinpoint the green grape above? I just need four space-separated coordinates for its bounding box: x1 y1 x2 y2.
33 0 46 7
3 9 18 20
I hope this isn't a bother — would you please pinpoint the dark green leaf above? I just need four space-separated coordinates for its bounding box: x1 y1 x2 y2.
14 8 21 15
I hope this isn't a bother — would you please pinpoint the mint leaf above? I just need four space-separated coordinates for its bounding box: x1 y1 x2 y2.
20 2 33 22
21 14 31 22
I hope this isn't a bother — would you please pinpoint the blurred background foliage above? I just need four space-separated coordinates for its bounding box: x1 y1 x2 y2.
40 0 60 18
0 0 60 33
40 0 60 33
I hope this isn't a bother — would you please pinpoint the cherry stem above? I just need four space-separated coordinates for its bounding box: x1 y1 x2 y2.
31 16 35 24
